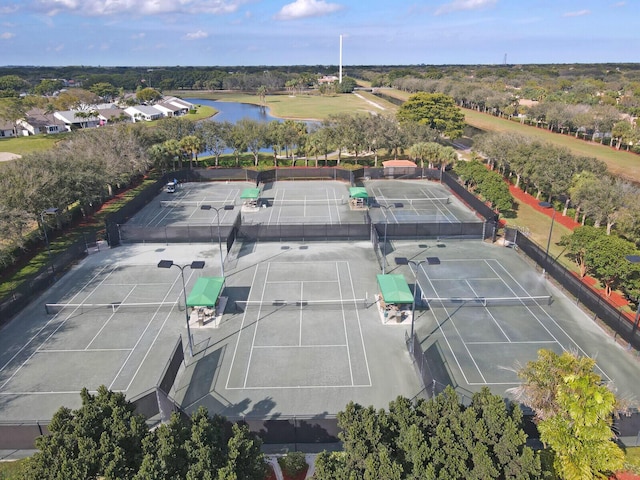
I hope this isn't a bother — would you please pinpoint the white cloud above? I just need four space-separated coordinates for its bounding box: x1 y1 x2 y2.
31 0 244 17
1 32 16 39
435 0 497 15
563 9 590 17
275 0 343 20
131 32 146 40
185 30 209 40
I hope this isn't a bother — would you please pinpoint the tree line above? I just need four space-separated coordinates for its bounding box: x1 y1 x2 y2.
470 131 640 303
15 349 624 479
0 93 466 269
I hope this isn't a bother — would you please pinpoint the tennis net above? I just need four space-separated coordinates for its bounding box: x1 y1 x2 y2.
235 298 369 312
45 301 181 315
373 197 451 208
424 295 553 308
260 198 347 207
161 200 232 209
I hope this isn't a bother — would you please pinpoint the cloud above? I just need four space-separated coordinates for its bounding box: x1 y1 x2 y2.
275 0 343 20
1 32 16 39
131 33 146 40
562 9 590 17
435 0 497 15
185 30 209 40
30 0 244 17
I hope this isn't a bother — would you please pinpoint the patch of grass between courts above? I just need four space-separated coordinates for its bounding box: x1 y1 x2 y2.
0 458 27 479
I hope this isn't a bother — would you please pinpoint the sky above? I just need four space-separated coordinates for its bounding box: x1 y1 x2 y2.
0 0 637 67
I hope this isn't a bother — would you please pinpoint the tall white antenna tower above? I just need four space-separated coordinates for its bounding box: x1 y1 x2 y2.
503 53 507 65
339 35 343 84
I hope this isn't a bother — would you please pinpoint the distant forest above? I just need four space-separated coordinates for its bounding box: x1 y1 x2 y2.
1 64 640 113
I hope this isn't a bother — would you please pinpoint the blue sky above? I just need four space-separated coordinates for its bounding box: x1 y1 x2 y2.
0 0 636 66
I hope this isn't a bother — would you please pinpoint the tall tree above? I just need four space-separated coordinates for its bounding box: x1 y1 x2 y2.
397 92 465 139
509 349 624 480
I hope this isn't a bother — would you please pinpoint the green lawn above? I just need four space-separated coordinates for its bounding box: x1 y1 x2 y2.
463 108 640 182
0 133 69 156
167 90 390 121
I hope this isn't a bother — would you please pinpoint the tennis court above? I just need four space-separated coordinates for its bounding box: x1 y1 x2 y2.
389 240 640 398
365 179 481 223
172 240 423 418
0 244 215 422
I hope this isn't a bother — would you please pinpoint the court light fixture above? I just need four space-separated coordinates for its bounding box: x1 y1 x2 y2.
370 202 403 274
395 256 439 352
538 201 556 272
625 255 640 338
200 204 235 276
40 207 59 274
157 259 205 356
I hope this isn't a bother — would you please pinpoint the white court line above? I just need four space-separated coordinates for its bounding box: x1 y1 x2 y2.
243 263 271 388
299 281 304 346
253 344 348 349
419 187 457 222
0 264 116 390
487 259 612 382
123 271 192 392
345 261 372 386
0 263 112 375
225 263 262 390
108 266 185 390
86 285 137 349
325 188 334 224
227 260 372 390
466 341 557 345
226 384 367 390
337 262 355 386
36 348 132 353
0 390 124 395
422 271 480 385
465 279 511 342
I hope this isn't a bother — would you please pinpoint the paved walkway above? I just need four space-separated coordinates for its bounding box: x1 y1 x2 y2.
265 454 316 479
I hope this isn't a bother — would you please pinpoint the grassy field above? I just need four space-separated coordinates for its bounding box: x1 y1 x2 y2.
0 133 69 156
463 108 640 182
171 90 392 121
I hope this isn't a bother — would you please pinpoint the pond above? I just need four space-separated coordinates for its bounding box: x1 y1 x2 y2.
185 98 317 156
185 98 279 124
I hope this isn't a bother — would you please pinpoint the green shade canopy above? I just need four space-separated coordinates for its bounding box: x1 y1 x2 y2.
349 187 368 199
240 188 260 200
376 274 413 304
186 277 225 307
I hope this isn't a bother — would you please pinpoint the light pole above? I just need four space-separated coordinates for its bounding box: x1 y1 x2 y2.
538 201 556 269
40 207 59 273
370 202 403 274
201 205 234 277
395 256 440 353
157 260 205 356
626 255 640 337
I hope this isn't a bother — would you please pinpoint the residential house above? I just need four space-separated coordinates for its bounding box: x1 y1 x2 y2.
97 107 129 125
54 110 100 131
124 105 164 122
0 120 15 138
19 109 66 135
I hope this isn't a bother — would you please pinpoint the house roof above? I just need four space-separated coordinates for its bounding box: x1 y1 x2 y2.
23 108 66 128
97 108 126 120
382 160 417 168
54 110 99 124
125 105 163 116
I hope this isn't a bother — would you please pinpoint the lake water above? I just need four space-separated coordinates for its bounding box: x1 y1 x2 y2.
186 98 316 156
186 98 279 124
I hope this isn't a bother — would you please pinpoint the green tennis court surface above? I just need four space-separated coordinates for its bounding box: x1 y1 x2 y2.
3 179 640 431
